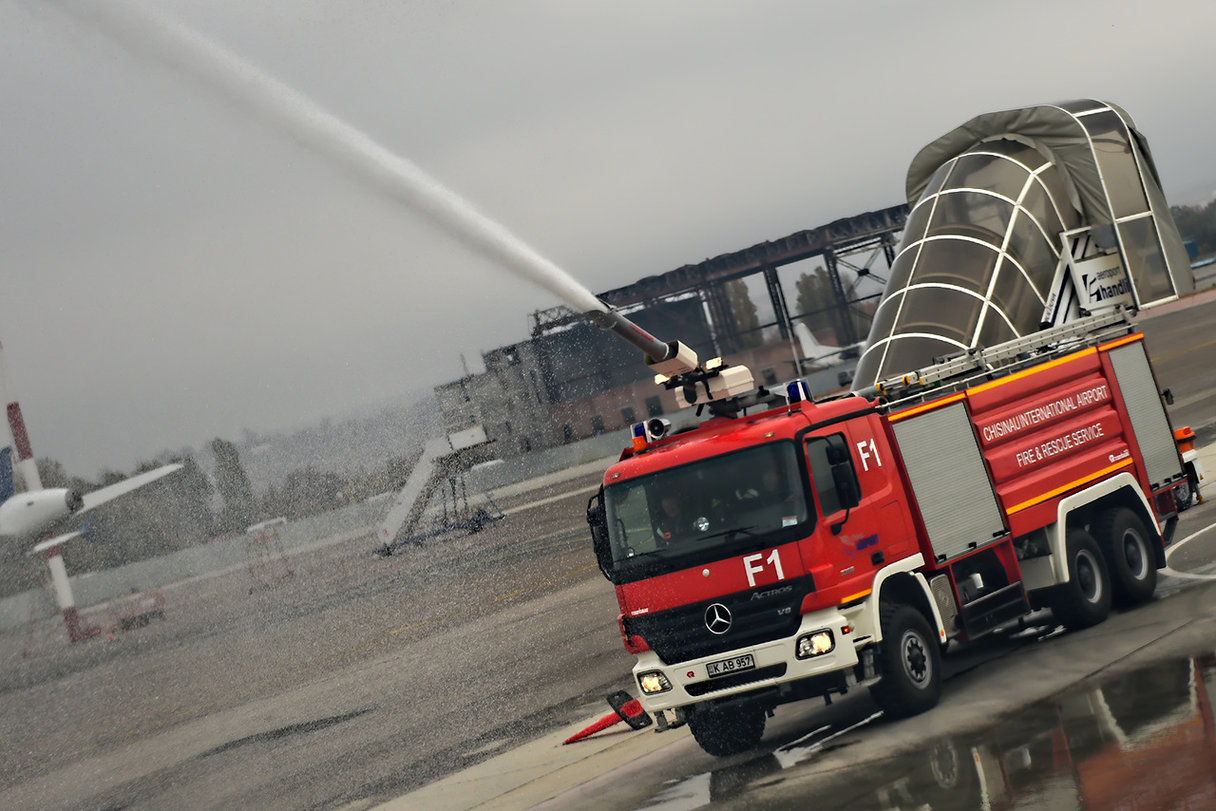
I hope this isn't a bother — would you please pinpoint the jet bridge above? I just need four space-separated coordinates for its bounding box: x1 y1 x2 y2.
855 99 1194 390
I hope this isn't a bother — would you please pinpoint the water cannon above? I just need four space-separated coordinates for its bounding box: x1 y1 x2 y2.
584 304 755 408
657 357 756 409
583 307 696 373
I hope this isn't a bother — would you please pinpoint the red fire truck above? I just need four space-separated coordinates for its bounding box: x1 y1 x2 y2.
586 308 1186 757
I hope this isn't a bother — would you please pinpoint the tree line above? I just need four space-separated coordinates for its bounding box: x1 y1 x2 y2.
722 268 871 352
1172 201 1216 258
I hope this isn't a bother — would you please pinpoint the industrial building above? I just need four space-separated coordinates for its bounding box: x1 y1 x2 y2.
435 205 908 457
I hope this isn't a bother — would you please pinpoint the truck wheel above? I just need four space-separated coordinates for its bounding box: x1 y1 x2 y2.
871 605 941 718
1093 507 1157 606
1049 529 1111 629
687 703 765 757
1174 476 1195 512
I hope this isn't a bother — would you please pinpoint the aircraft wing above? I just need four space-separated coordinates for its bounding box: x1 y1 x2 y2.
30 530 84 555
79 463 183 514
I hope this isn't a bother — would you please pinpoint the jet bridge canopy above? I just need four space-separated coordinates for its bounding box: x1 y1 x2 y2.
856 100 1193 390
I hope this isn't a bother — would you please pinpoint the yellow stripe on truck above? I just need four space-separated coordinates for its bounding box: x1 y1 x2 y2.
840 588 872 605
1006 458 1134 514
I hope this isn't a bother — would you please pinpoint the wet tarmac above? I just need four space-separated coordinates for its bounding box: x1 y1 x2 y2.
684 651 1216 810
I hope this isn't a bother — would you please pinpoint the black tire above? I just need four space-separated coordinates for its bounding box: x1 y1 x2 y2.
687 703 766 757
871 605 942 718
1049 529 1111 629
1092 507 1157 607
1175 476 1195 512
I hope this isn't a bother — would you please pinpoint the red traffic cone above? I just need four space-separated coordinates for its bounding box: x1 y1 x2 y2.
562 691 651 744
562 708 627 745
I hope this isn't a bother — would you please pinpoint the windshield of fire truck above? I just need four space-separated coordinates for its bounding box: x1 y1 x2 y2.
603 441 809 576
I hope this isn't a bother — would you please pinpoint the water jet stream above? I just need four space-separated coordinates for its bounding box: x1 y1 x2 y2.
47 0 610 322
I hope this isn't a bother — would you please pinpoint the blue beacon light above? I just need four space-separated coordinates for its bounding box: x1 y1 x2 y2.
786 380 812 404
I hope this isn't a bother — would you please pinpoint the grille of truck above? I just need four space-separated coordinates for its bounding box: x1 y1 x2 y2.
685 664 788 696
625 575 814 665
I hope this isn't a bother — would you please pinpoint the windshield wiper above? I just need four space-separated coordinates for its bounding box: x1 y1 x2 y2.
698 525 758 542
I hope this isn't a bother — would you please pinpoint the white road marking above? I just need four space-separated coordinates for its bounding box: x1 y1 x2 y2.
1162 518 1216 580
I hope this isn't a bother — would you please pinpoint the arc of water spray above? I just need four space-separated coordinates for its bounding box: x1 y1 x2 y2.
47 0 618 324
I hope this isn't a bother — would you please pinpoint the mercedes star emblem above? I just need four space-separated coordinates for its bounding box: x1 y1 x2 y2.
704 603 732 635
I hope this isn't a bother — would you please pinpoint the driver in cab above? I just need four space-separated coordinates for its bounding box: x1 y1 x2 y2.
655 495 683 543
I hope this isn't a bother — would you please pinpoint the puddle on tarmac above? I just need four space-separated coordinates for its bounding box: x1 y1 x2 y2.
640 652 1216 809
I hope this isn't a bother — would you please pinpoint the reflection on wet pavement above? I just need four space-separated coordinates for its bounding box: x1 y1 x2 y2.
646 652 1216 810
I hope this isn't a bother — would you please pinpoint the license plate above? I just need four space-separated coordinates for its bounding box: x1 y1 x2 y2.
706 653 755 678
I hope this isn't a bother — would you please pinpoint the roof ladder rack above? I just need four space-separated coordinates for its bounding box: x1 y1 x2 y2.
864 308 1134 404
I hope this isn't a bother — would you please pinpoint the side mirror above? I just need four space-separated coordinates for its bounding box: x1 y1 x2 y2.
1163 388 1174 406
826 443 849 466
587 490 613 580
832 464 860 510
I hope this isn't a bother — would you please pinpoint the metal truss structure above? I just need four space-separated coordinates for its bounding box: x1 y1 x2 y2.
531 204 908 354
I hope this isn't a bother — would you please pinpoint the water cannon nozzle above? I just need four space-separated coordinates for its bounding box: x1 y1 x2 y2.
582 307 674 364
646 340 699 378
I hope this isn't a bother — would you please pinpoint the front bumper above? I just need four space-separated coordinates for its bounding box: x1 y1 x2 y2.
633 606 860 713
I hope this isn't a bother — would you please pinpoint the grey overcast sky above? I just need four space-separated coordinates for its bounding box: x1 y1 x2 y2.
2 0 1215 478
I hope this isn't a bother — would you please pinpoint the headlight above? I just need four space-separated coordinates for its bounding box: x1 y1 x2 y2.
796 629 835 659
637 670 672 694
